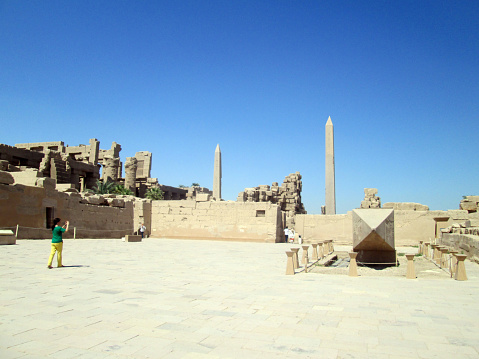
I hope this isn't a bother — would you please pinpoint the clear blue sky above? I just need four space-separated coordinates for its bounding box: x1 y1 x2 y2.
1 1 478 214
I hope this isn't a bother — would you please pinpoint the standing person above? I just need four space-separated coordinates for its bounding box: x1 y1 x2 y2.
139 223 146 238
289 228 296 243
284 227 289 243
47 218 69 269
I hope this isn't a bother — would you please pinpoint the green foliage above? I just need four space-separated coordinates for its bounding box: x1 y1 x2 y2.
146 187 164 200
178 184 187 188
191 182 200 187
113 184 134 196
89 179 116 194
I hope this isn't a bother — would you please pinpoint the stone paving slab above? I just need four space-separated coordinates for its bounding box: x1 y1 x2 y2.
1 238 478 358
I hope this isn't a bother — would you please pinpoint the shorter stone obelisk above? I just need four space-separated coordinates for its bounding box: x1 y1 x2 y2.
325 116 336 214
213 144 222 200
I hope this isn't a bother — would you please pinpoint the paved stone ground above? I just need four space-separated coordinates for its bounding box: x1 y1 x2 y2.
1 238 478 359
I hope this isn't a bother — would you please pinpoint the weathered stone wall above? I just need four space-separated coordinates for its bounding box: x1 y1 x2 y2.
295 213 353 244
151 201 282 242
0 173 134 239
440 233 479 264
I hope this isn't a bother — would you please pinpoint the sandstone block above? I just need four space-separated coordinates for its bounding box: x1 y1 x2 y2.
0 171 14 185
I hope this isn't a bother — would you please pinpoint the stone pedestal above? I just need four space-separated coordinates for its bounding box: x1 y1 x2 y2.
311 243 318 261
302 245 309 265
291 248 300 269
454 254 468 281
419 241 424 255
348 252 358 277
439 248 449 268
449 250 458 277
406 254 416 279
125 235 142 242
424 242 430 259
285 251 295 275
0 230 16 245
317 242 324 259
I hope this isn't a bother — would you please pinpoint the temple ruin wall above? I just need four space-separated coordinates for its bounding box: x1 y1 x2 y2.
151 201 283 243
0 180 134 239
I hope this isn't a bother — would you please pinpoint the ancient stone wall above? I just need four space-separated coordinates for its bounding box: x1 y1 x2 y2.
440 233 479 264
0 171 134 239
151 201 282 242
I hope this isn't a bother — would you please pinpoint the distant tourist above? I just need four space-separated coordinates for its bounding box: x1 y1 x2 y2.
284 227 289 243
47 218 69 269
139 223 146 238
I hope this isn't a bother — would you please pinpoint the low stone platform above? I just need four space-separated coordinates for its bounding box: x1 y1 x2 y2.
1 239 478 358
0 229 16 245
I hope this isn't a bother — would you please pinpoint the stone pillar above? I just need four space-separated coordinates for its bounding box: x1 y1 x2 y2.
285 251 295 275
454 254 468 281
419 241 424 255
424 242 430 259
291 248 299 269
317 242 324 259
213 144 222 200
440 248 449 268
125 157 138 193
406 254 416 279
449 250 458 277
349 252 358 277
311 243 318 261
325 116 336 214
302 245 309 265
102 155 119 183
89 138 99 165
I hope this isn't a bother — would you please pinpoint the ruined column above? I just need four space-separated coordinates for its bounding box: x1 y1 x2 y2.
102 155 119 183
325 116 336 214
213 144 222 200
125 157 138 194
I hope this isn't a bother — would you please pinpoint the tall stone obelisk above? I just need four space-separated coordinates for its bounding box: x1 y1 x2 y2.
213 144 222 200
325 116 336 214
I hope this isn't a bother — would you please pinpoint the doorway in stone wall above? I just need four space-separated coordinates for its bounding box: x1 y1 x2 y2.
46 207 54 229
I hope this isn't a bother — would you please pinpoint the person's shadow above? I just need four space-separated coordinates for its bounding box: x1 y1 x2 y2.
58 265 90 268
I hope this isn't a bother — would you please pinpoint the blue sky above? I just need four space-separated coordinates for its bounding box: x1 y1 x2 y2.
1 0 478 214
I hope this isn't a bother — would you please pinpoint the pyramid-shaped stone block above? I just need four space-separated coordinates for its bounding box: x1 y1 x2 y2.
352 209 396 264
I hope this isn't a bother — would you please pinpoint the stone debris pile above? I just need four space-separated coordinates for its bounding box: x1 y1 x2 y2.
237 172 307 223
360 188 381 208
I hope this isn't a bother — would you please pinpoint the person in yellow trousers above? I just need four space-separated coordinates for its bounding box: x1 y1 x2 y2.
47 218 69 269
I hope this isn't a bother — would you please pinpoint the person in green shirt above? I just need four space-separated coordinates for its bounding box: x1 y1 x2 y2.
47 217 69 269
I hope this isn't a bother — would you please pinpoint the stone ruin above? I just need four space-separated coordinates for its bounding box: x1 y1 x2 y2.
460 196 479 213
360 188 381 208
237 172 307 226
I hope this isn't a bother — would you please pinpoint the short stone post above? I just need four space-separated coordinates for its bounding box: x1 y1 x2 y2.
330 240 334 253
405 254 416 279
424 242 430 259
291 248 300 269
311 243 318 261
348 252 358 277
317 242 324 259
419 241 424 255
431 244 439 264
302 245 309 266
439 248 449 268
74 227 77 239
325 240 332 254
285 251 295 275
449 250 458 277
454 254 468 281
